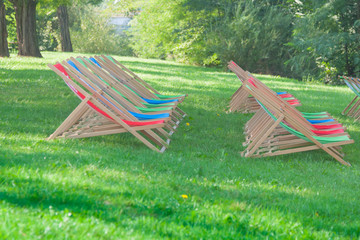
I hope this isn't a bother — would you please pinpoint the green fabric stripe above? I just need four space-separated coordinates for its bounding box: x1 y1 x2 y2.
76 58 87 67
136 106 172 112
302 115 329 119
244 84 350 143
106 55 116 64
301 112 327 115
143 103 175 107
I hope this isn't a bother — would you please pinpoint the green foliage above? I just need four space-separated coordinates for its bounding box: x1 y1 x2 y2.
129 0 359 83
130 0 293 73
1 52 360 238
101 0 143 16
286 0 360 84
130 0 183 60
36 6 59 51
69 5 133 56
4 1 16 45
130 0 227 64
208 0 293 74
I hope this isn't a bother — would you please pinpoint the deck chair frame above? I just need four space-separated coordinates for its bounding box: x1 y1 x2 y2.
47 63 172 153
228 62 353 166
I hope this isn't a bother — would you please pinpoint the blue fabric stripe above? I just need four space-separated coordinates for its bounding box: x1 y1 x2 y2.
90 57 102 68
307 119 335 124
68 60 82 73
141 97 178 104
129 111 169 120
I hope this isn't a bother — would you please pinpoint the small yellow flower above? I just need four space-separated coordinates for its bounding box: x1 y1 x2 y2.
217 114 220 116
181 194 188 199
315 212 319 217
186 122 190 126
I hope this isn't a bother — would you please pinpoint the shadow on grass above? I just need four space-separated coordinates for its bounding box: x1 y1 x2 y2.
1 134 360 238
0 153 359 238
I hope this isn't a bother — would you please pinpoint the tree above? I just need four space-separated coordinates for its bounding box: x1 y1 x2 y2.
0 0 9 57
287 0 360 82
131 0 293 74
57 4 72 52
10 0 42 57
55 0 104 52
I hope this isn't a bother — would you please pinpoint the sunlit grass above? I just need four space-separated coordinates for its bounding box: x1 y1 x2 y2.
0 52 360 239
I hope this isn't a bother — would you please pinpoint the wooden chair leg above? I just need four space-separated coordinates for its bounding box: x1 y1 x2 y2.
47 97 90 140
342 96 358 115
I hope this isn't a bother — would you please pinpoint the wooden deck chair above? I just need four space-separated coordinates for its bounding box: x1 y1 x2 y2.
228 61 301 113
229 63 347 132
47 62 173 153
229 86 301 113
230 63 353 166
228 62 353 166
98 55 187 101
77 57 175 114
79 56 187 122
64 58 180 134
90 56 182 105
77 56 185 123
94 55 187 117
229 62 336 143
339 76 360 120
92 56 184 102
66 57 182 130
92 55 187 116
243 108 337 147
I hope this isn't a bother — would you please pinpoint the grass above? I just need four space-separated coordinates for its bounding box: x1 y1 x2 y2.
1 51 360 239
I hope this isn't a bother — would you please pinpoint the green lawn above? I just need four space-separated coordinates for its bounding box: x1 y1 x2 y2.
1 52 360 239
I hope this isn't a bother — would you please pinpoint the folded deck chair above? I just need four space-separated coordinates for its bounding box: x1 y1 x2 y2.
228 62 353 166
99 55 187 101
230 62 337 137
47 62 173 153
82 56 187 121
229 87 301 113
340 76 360 121
65 58 181 134
93 56 185 103
228 61 301 113
66 57 182 130
92 55 187 109
75 56 185 121
94 55 187 116
229 63 348 131
76 57 175 114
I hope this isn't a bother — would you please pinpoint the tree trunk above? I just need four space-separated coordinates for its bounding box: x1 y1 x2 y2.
0 0 9 57
11 0 42 57
57 5 73 52
344 42 354 76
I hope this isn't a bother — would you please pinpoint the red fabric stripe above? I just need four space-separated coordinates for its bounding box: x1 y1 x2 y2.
123 120 165 126
248 78 257 88
289 102 300 105
287 100 300 104
52 64 164 127
279 94 293 98
311 124 342 129
312 129 344 135
54 63 70 78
